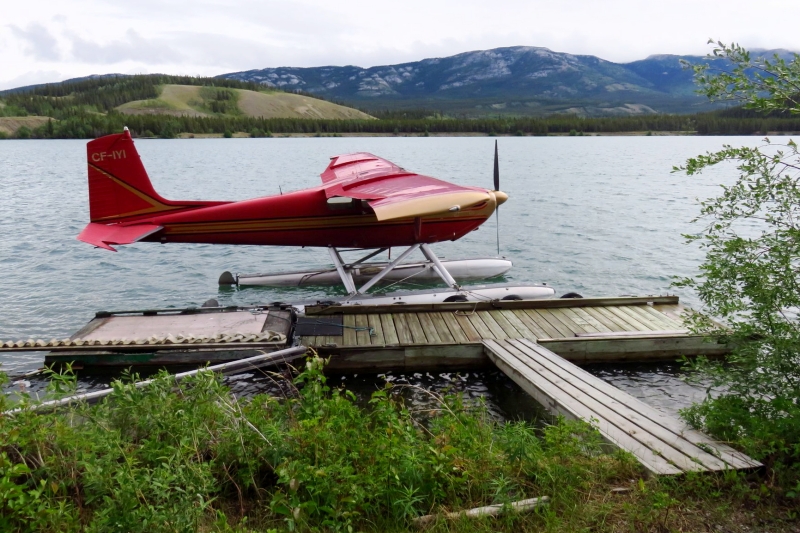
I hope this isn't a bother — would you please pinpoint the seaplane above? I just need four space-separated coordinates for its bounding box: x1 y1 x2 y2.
77 128 556 306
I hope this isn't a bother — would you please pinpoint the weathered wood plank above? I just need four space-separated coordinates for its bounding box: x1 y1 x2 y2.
454 313 483 342
392 313 414 345
466 312 496 340
597 307 647 331
511 309 551 339
478 311 509 339
639 305 686 330
521 309 563 338
569 307 612 332
354 314 371 346
404 313 429 344
343 315 357 346
429 312 456 344
486 309 525 339
513 338 760 470
583 306 631 332
379 314 399 345
440 312 470 344
653 304 688 323
559 307 601 333
548 308 587 334
616 305 662 331
483 339 682 476
627 305 677 330
498 310 538 340
417 313 443 344
531 309 574 338
366 314 385 346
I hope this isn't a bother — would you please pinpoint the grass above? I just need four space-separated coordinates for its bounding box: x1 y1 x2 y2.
0 359 798 532
116 84 374 121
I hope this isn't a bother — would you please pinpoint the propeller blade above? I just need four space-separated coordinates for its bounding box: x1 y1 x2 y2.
494 141 500 255
493 140 500 191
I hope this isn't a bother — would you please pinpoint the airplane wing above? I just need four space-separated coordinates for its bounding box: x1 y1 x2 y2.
77 222 162 251
320 153 491 221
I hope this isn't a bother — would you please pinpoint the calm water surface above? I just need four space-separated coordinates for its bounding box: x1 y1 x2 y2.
0 135 761 417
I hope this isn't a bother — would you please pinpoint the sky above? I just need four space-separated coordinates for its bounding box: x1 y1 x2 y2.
2 0 799 91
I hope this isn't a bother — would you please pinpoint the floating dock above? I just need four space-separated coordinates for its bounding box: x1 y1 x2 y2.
5 294 760 475
299 296 730 371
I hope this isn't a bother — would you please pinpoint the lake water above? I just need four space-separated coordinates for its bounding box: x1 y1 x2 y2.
0 135 759 417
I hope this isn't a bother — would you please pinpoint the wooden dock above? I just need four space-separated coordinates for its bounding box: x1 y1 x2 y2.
300 296 730 371
482 338 761 475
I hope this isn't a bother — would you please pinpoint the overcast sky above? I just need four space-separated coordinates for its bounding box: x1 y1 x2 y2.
2 0 798 91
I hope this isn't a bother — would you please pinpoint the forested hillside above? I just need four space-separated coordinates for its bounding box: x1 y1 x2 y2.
2 73 800 139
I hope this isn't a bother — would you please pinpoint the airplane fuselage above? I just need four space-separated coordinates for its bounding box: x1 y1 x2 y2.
134 187 494 248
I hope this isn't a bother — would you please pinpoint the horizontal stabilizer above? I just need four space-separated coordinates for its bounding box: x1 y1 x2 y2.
77 222 162 251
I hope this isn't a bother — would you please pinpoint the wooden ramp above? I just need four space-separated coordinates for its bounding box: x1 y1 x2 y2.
483 338 761 475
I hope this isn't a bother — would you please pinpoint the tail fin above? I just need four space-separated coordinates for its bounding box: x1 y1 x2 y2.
86 129 182 222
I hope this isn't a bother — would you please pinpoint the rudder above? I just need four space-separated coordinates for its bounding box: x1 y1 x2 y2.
86 129 172 222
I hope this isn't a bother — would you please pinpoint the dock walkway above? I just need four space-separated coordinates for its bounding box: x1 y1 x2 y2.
483 338 761 475
301 296 730 371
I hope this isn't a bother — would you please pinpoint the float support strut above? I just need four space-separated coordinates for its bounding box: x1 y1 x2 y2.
420 243 460 290
355 244 421 295
328 247 357 294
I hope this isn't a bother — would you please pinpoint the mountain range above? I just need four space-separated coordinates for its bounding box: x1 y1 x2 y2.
222 46 797 117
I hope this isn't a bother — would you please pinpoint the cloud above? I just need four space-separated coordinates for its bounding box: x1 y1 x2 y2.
69 28 185 64
8 23 61 61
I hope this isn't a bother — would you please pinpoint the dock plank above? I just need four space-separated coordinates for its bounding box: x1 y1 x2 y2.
343 315 358 346
428 313 456 344
379 314 399 345
498 310 538 339
531 309 574 338
465 312 496 340
440 312 470 344
642 305 686 329
559 307 600 333
597 306 644 331
366 314 385 346
510 309 551 338
583 306 632 332
550 307 591 334
606 307 655 331
355 314 371 346
522 309 564 338
487 310 522 338
569 307 612 332
417 313 443 344
479 311 510 339
403 313 428 344
392 313 414 345
631 305 684 331
454 313 483 342
512 338 760 470
616 305 661 331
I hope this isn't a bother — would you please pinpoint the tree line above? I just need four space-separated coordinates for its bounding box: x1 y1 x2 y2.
3 73 800 139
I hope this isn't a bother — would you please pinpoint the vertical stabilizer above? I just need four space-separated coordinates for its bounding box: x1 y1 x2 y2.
86 130 174 222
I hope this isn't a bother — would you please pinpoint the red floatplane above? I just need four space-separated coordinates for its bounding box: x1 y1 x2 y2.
78 129 554 304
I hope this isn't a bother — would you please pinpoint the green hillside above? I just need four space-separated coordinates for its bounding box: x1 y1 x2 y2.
117 84 374 120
